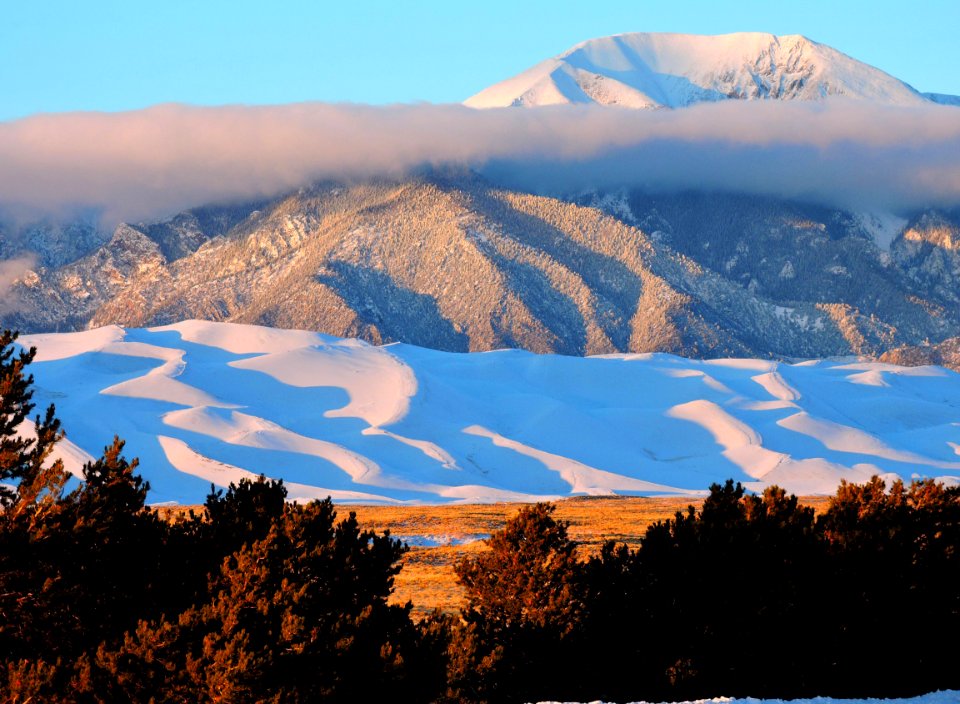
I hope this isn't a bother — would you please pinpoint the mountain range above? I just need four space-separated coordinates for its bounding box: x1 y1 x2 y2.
6 173 960 362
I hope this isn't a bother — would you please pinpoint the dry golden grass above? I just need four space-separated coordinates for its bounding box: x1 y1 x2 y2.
344 495 832 619
157 495 832 620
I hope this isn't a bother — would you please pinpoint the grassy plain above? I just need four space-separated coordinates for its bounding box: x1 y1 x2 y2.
343 495 832 618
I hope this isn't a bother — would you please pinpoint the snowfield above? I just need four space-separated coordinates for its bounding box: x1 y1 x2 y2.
20 321 960 504
465 32 944 109
536 693 960 704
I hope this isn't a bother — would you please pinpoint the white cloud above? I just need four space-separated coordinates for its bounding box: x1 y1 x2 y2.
1 100 959 225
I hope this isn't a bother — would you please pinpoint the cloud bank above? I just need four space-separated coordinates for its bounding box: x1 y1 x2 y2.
1 100 960 225
0 255 35 314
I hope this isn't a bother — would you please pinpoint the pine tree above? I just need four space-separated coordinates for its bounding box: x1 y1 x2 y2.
0 330 65 509
451 503 587 703
456 503 583 637
0 329 72 681
93 495 441 703
817 476 960 695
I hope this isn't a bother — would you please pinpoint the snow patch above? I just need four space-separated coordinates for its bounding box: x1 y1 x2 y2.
396 533 489 547
855 211 909 251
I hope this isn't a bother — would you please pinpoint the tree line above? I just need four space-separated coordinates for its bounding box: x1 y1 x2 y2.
1 329 957 702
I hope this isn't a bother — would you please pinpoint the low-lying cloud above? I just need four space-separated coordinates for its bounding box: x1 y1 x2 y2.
1 100 959 226
0 255 36 314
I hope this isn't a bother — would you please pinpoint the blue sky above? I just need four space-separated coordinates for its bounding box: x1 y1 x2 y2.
3 0 959 121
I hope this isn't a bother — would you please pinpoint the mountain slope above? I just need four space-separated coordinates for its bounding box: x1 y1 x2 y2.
83 177 756 357
21 321 960 504
465 32 936 108
925 92 960 106
4 201 261 332
7 174 960 359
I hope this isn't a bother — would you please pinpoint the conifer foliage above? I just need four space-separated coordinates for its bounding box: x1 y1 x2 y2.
450 503 587 703
0 329 63 508
91 498 440 703
446 479 959 702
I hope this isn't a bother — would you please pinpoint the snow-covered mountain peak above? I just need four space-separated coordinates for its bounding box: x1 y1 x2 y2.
465 31 939 109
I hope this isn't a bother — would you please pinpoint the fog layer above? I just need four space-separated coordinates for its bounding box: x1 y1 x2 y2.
1 100 959 224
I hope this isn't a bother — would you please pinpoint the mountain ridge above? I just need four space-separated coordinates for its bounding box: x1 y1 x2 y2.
6 173 960 362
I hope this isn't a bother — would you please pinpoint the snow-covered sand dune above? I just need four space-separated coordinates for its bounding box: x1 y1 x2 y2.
537 693 959 704
20 321 960 504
